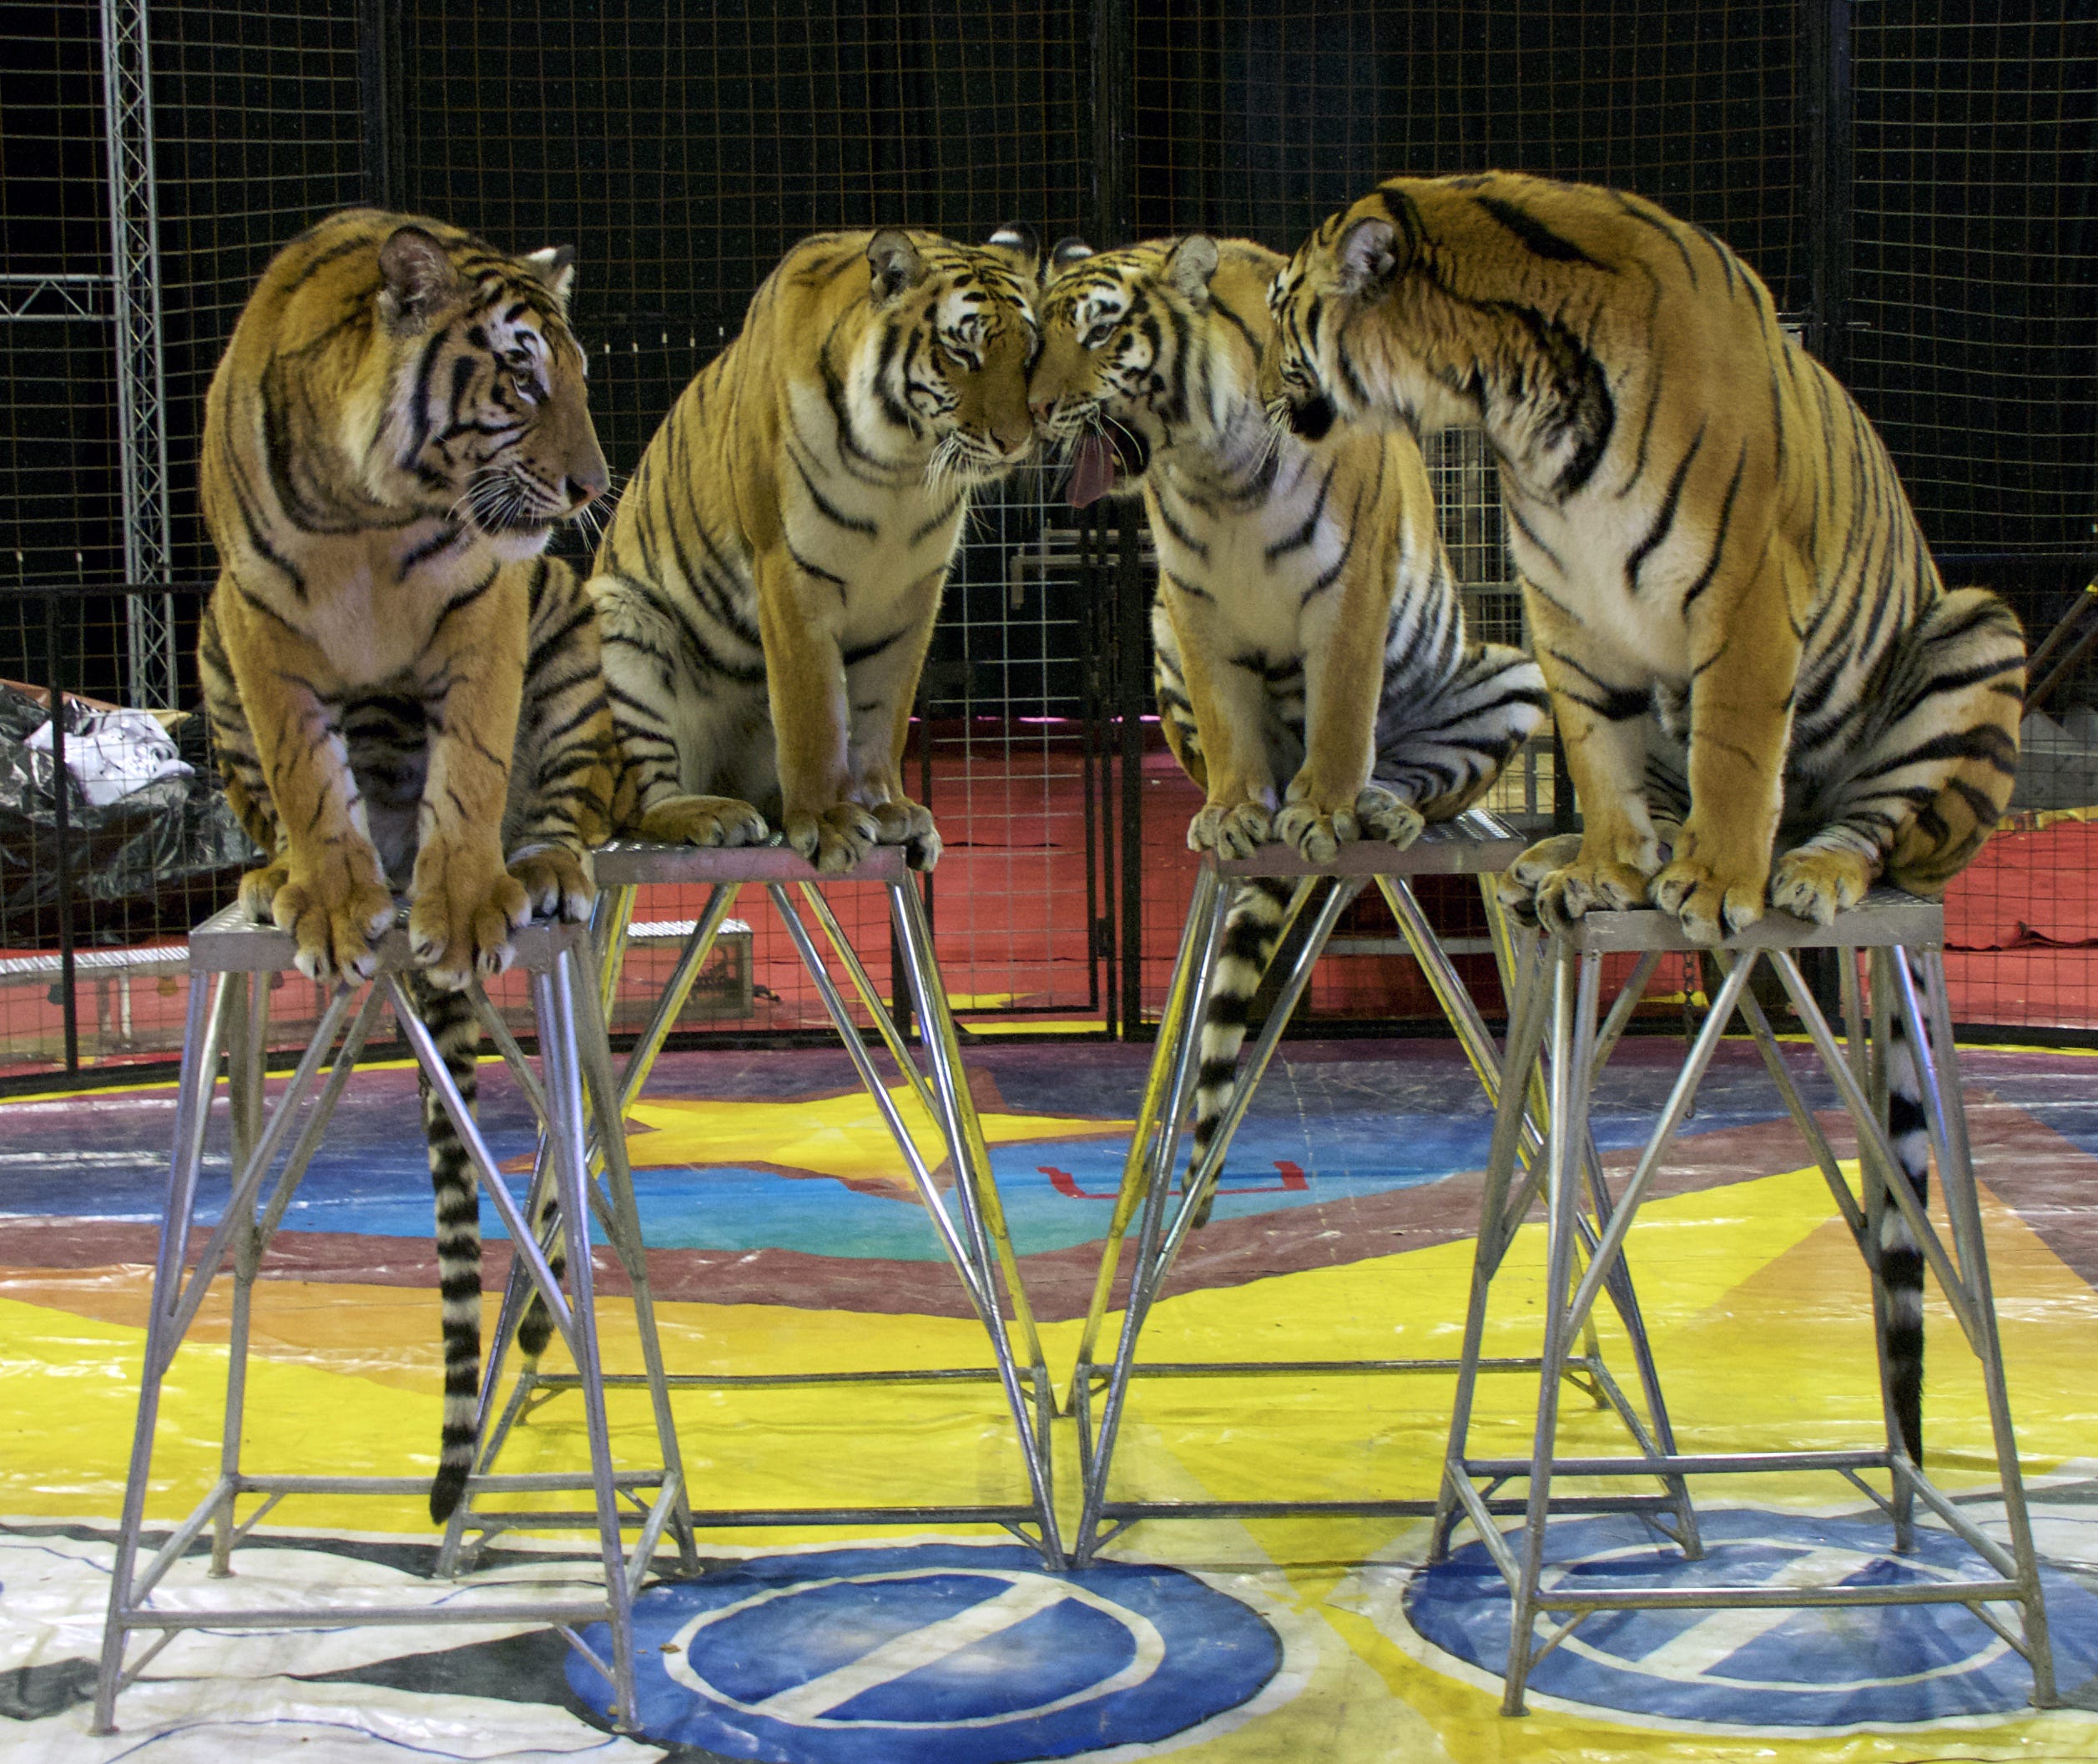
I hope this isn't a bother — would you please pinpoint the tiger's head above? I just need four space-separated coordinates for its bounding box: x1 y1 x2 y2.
860 224 1041 484
347 217 608 560
1032 234 1275 507
1263 185 1455 446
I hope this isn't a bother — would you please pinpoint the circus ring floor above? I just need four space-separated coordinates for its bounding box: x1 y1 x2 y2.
5 1032 2098 1762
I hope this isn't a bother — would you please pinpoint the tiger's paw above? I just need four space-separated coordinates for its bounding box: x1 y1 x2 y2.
271 861 396 985
871 799 943 872
1354 784 1425 849
636 794 769 850
785 804 882 874
1495 834 1587 928
508 844 594 924
1526 851 1656 934
238 860 290 925
407 864 531 990
1188 800 1272 861
1770 847 1874 927
1651 857 1765 946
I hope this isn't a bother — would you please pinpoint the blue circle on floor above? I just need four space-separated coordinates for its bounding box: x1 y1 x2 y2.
567 1542 1284 1760
1404 1508 2093 1726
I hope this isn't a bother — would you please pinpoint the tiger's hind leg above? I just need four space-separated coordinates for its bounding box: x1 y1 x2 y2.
1773 587 2024 924
406 970 487 1524
1375 639 1550 824
199 589 292 920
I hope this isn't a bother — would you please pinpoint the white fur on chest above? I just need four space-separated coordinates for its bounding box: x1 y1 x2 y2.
1506 491 1695 682
291 524 503 688
1149 455 1347 661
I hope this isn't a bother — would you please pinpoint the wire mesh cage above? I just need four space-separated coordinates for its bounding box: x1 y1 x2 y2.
3 0 2095 1086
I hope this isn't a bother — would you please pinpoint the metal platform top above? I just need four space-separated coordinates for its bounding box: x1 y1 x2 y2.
1208 809 1527 879
593 839 911 887
185 904 591 975
1551 885 1943 954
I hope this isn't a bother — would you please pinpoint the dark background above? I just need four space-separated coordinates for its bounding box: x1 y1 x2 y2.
3 0 2094 699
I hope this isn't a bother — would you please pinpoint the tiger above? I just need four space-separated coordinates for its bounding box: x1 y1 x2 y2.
1262 169 2026 1466
590 224 1041 873
197 209 614 1520
1031 233 1546 1224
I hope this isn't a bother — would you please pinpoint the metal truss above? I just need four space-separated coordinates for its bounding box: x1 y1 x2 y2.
99 0 177 707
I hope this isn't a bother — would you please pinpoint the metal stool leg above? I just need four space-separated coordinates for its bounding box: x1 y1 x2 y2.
1072 873 1231 1564
93 975 226 1734
889 876 1065 1565
1502 946 1601 1714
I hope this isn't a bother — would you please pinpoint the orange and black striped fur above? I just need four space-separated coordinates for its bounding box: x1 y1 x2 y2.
592 226 1040 872
199 209 613 1520
1266 170 2025 1460
1032 234 1545 1222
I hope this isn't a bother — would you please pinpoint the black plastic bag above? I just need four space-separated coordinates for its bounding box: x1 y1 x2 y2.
0 684 260 946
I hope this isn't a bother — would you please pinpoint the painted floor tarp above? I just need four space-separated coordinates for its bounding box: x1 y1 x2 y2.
5 1035 2098 1761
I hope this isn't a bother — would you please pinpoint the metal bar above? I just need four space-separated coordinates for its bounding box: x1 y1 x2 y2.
889 878 1062 1563
1071 867 1220 1379
616 883 740 1112
386 975 579 1358
160 985 361 1361
1505 946 1601 1714
1763 951 1984 1345
802 880 939 1121
768 885 991 1309
1556 953 1761 1349
534 955 638 1724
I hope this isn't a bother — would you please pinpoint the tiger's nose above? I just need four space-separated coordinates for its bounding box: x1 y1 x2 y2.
1027 396 1057 426
567 452 609 507
995 418 1035 458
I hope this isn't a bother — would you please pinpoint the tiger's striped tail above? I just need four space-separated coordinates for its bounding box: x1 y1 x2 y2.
515 1190 566 1365
1879 952 1933 1469
406 973 486 1524
1187 879 1295 1230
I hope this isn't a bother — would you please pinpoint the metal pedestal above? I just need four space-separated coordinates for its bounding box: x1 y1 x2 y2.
93 907 688 1736
447 842 1062 1567
1441 888 2057 1714
1069 812 1694 1566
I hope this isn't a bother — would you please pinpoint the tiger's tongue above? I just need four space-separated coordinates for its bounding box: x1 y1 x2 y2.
1065 433 1118 509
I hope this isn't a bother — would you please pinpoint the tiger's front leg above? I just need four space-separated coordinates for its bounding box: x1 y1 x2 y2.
213 584 395 984
759 551 880 874
406 570 532 989
844 567 946 871
1648 577 1802 944
1276 567 1414 862
1505 596 1664 930
1165 592 1279 861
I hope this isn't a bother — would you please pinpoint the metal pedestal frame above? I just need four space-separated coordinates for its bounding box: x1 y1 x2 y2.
1439 888 2058 1715
447 842 1063 1567
93 907 689 1736
1067 812 1696 1567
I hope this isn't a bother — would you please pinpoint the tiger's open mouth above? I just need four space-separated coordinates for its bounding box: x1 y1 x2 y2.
1062 426 1149 509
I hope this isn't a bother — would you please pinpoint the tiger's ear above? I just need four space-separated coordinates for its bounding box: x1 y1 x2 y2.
523 244 577 310
1335 215 1404 299
1049 235 1094 271
985 221 1039 276
868 230 927 303
377 225 463 331
1166 234 1221 310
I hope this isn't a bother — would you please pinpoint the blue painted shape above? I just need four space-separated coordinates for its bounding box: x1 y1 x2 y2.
566 1542 1283 1761
1403 1508 2098 1726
